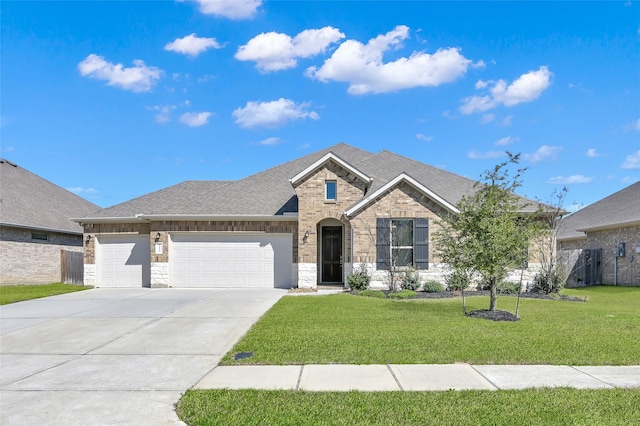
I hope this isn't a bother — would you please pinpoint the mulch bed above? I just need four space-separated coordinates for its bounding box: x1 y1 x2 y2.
466 309 520 322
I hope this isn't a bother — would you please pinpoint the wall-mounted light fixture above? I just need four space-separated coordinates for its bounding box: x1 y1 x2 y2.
155 232 161 241
85 235 92 244
303 230 310 243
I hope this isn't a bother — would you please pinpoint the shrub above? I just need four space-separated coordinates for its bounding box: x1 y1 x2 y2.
347 263 371 291
534 266 565 294
499 282 521 294
387 289 417 299
359 289 386 298
423 281 445 293
445 271 471 291
401 265 420 291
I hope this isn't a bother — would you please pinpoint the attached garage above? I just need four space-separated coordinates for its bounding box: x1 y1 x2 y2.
169 233 293 288
96 235 150 287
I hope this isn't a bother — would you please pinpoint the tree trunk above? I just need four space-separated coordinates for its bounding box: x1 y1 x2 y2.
489 278 498 311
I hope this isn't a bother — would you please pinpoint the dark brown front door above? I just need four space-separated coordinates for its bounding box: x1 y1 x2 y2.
321 226 342 283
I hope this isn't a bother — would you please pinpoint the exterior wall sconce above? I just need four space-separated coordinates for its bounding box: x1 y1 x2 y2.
85 235 92 244
303 230 310 243
155 232 161 241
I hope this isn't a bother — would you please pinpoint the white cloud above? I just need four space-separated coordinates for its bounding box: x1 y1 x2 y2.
416 134 433 142
586 148 600 158
148 105 176 123
164 33 222 57
233 98 319 129
179 111 213 127
547 175 593 184
622 176 639 184
78 54 162 92
460 66 552 114
494 135 519 146
467 150 506 160
621 150 640 169
236 27 344 72
501 115 513 126
257 137 281 146
188 0 262 20
306 25 472 94
480 113 495 124
523 145 561 162
67 186 98 195
624 118 640 131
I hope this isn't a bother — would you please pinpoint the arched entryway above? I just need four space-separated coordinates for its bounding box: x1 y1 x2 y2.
317 218 344 285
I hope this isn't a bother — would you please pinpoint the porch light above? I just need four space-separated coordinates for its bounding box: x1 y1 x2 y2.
155 232 161 241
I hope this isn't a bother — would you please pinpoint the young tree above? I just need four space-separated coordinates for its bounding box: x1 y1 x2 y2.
434 153 542 311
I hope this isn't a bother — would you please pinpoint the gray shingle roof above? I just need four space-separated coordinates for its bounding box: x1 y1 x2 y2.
558 181 640 241
78 143 542 222
0 159 101 234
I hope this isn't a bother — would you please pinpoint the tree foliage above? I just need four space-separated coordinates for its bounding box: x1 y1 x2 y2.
434 153 543 311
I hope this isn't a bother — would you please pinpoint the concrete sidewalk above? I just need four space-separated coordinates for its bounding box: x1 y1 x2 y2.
195 364 640 391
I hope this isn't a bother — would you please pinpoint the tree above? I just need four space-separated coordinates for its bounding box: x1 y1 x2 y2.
434 153 542 311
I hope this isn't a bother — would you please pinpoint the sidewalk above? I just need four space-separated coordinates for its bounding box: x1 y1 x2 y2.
195 364 640 391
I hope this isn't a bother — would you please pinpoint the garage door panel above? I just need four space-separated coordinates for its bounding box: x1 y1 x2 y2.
96 235 150 288
169 233 292 288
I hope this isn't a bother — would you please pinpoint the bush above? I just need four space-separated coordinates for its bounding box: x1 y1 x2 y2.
535 266 565 294
401 265 420 291
445 271 471 291
358 289 386 298
347 264 371 291
499 282 521 294
423 281 445 293
388 289 417 299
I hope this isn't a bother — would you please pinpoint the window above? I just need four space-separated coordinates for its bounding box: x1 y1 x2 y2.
391 219 413 267
376 218 429 270
31 232 49 242
325 180 337 201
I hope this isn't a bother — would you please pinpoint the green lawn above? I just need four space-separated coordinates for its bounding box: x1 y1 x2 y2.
0 283 90 305
176 388 640 425
222 286 640 365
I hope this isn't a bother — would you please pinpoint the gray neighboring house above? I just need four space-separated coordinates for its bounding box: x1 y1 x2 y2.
75 143 546 289
0 159 101 284
558 181 640 286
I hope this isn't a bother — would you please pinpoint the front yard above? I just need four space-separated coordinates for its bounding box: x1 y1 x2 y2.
178 286 639 425
221 286 640 366
0 283 90 305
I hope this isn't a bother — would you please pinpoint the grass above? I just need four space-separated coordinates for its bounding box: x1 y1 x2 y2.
176 388 640 425
221 286 640 365
0 283 90 305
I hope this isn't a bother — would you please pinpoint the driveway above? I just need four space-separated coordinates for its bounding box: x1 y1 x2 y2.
0 287 286 425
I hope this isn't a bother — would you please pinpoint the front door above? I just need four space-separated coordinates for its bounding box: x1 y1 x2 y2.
321 226 342 283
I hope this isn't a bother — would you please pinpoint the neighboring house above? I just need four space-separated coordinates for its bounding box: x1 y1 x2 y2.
75 143 543 289
0 159 101 284
558 181 640 286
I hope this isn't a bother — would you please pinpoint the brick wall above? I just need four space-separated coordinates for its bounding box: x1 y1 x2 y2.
294 161 367 264
83 223 150 264
0 226 83 284
586 226 640 285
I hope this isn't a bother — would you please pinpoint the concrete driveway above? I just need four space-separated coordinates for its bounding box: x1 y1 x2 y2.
0 287 286 425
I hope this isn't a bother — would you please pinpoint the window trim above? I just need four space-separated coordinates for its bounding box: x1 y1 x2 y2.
390 219 414 268
376 217 429 270
324 180 337 202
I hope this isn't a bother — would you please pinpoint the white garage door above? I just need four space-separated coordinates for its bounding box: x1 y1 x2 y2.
169 233 292 288
96 235 150 288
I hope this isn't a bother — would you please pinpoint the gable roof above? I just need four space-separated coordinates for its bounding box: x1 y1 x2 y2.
77 143 542 223
0 159 101 234
558 181 640 241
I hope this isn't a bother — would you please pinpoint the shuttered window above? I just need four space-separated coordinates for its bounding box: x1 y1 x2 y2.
376 218 429 270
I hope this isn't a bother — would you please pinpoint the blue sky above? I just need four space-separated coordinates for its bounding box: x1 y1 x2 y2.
2 1 639 211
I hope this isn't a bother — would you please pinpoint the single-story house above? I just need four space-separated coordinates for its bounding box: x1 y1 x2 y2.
558 181 640 286
0 159 101 285
75 143 544 289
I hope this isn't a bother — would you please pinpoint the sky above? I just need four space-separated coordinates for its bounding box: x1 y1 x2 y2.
2 1 639 212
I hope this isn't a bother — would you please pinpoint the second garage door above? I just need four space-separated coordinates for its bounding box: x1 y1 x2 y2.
169 233 293 288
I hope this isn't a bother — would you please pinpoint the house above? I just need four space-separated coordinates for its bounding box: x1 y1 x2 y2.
75 143 543 289
0 159 101 284
558 181 640 286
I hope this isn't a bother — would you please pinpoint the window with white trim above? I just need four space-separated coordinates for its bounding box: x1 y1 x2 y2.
391 219 413 267
376 217 429 270
325 180 337 201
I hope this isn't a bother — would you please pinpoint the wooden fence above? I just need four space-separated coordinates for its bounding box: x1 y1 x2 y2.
61 250 84 285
